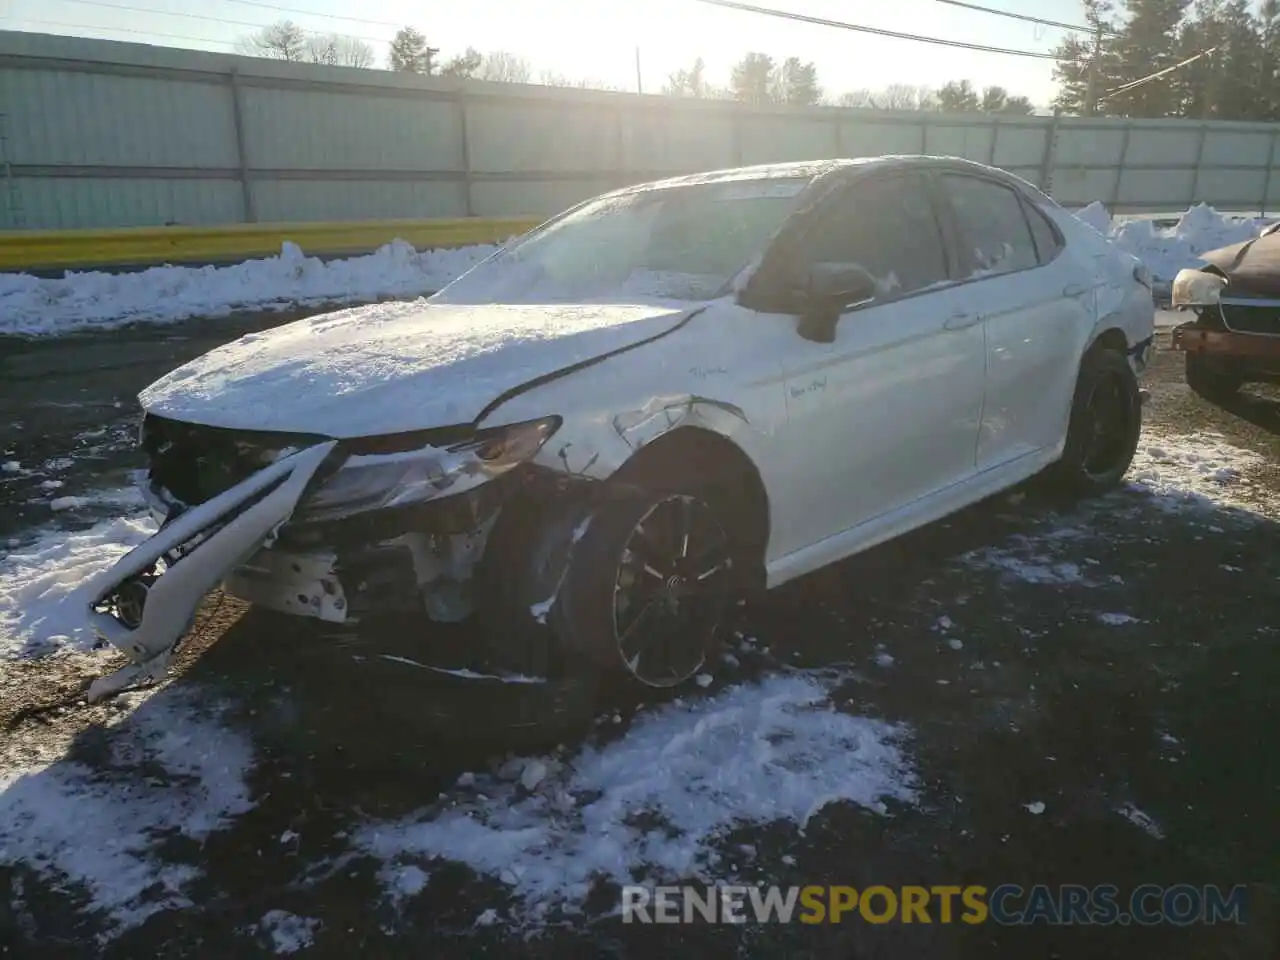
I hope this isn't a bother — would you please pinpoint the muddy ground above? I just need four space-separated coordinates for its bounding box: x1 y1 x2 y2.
1 320 1278 958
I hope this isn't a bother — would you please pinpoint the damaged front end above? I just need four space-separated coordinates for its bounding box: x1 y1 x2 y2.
84 414 573 699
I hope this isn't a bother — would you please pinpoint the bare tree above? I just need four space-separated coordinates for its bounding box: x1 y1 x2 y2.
305 34 375 68
838 89 875 108
235 20 373 68
872 83 925 110
236 20 307 61
480 51 533 83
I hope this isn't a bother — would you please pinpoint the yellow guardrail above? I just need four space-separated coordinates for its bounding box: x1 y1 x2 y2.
0 217 544 272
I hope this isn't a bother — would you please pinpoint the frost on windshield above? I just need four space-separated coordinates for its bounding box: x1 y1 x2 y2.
434 179 809 305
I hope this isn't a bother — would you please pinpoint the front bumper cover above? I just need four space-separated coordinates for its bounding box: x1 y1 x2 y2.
82 441 336 701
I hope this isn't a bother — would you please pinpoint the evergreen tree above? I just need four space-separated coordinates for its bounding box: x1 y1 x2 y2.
1052 1 1121 115
389 26 437 74
1108 0 1192 116
440 47 483 78
731 52 775 104
938 79 980 111
664 58 709 97
775 57 821 106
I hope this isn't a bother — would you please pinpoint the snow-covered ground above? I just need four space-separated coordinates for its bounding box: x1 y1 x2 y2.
0 240 499 338
0 426 1272 942
0 687 256 934
0 202 1268 338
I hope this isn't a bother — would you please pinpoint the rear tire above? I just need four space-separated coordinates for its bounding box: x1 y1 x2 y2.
1044 346 1141 497
1185 352 1242 403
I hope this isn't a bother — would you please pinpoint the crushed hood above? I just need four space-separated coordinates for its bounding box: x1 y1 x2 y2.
1198 231 1280 297
139 299 692 437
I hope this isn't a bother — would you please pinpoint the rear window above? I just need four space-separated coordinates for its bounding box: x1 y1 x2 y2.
1024 200 1063 264
941 175 1039 277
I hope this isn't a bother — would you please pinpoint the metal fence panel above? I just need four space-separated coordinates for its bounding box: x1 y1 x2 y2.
6 29 1280 231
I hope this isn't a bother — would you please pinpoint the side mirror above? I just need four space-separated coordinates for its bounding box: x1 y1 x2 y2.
797 262 879 343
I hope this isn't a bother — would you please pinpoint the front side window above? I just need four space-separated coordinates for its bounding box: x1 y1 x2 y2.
941 174 1039 277
789 174 950 298
433 178 810 304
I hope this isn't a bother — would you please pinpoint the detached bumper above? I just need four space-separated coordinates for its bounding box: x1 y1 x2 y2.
82 441 336 700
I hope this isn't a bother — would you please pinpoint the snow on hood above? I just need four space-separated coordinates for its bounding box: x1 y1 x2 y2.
139 299 693 437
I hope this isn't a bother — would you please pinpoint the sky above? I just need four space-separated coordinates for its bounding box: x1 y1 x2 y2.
1 0 1096 107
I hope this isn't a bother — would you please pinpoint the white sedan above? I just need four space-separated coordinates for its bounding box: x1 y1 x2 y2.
82 157 1155 700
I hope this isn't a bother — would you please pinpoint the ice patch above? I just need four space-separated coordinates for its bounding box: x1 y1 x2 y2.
356 673 915 923
1097 612 1140 626
1117 803 1164 839
0 508 157 658
254 910 321 955
0 240 500 337
0 690 255 934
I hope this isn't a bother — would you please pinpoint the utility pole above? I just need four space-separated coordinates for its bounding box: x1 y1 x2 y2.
1085 18 1104 115
635 46 643 94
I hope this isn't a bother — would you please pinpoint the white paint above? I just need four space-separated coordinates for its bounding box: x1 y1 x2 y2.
140 300 690 437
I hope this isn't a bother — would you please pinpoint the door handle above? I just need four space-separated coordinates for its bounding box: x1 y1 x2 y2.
944 310 982 331
1063 282 1090 297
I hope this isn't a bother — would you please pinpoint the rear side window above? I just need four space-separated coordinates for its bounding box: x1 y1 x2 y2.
941 175 1039 277
1023 200 1063 264
793 174 949 297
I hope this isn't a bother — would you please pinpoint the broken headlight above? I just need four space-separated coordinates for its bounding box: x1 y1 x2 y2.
300 416 560 521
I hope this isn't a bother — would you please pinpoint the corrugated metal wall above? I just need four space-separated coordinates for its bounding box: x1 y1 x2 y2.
4 30 1280 230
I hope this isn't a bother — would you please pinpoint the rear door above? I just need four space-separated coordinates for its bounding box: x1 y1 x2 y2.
770 171 986 553
937 173 1091 469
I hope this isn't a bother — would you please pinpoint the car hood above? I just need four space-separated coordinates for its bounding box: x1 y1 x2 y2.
139 299 694 437
1198 231 1280 297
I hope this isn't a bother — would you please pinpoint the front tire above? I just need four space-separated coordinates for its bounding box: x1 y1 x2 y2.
556 489 733 689
1045 346 1141 497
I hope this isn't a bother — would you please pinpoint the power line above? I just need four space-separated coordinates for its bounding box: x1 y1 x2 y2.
686 0 1090 61
0 17 237 48
57 0 392 46
220 0 407 30
1099 46 1220 102
928 0 1120 37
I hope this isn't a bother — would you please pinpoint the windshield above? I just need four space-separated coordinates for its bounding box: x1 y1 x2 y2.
433 177 811 304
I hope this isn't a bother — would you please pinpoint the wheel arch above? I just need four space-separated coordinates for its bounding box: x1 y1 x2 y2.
606 425 771 590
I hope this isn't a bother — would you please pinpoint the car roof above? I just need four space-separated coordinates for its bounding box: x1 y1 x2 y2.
608 155 1035 198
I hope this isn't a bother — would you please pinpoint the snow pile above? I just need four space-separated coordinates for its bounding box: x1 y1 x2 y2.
1075 202 1269 282
0 689 256 933
357 673 916 922
0 509 157 659
0 239 499 338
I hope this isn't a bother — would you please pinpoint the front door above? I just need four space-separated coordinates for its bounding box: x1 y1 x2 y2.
769 172 987 557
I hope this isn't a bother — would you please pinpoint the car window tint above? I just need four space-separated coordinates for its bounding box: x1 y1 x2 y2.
794 175 949 297
942 175 1039 277
1023 199 1063 264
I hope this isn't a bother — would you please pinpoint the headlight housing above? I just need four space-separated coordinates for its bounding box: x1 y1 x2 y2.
1171 269 1226 307
300 416 560 521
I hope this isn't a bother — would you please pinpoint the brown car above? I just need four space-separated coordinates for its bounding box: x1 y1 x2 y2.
1170 222 1280 399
